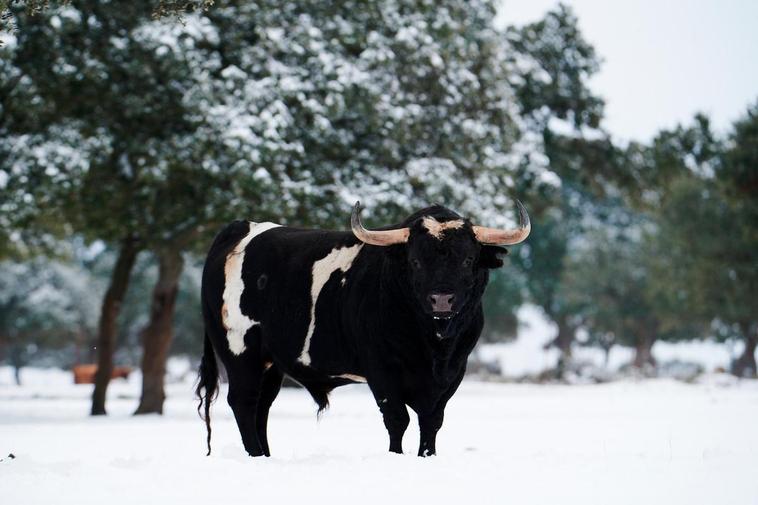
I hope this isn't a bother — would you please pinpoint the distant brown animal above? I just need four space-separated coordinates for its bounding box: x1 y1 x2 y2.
73 364 131 384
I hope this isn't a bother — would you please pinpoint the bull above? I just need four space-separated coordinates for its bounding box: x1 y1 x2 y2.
196 201 530 457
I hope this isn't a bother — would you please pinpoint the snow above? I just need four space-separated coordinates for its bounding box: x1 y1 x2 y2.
2 368 757 505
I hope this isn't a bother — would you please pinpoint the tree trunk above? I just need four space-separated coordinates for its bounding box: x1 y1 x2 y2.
134 248 184 415
602 344 612 368
732 323 757 378
554 316 575 378
10 346 23 386
91 236 140 415
632 331 656 369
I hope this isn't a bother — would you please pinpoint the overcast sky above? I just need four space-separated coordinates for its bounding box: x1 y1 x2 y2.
496 0 758 142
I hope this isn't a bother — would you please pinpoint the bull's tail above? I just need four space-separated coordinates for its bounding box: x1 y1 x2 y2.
196 330 219 456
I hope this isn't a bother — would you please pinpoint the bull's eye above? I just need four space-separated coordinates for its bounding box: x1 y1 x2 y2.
411 258 422 269
462 256 474 268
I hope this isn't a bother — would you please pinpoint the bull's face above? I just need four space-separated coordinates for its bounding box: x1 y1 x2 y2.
351 201 531 329
405 218 492 320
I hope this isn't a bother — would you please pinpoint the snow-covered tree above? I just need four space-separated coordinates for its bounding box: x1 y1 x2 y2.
496 5 625 369
2 0 547 412
649 104 758 377
0 256 101 383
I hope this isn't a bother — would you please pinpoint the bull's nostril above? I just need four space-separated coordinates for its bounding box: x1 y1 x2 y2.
429 293 455 312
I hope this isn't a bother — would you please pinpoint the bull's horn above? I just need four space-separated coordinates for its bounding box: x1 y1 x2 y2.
472 200 531 245
351 201 410 246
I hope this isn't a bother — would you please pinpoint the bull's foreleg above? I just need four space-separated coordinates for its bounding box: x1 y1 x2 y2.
417 410 444 457
416 369 465 457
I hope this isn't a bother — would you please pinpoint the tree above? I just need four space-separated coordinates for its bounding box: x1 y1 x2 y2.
0 256 100 383
718 103 758 375
629 105 757 377
1 1 242 413
480 261 525 341
560 221 706 373
502 5 634 375
3 0 543 412
652 104 758 376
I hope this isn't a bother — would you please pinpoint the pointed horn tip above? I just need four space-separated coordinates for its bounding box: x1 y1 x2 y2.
516 200 530 229
351 207 359 231
349 200 409 246
471 199 531 245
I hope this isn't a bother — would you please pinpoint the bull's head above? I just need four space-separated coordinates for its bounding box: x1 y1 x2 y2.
351 201 530 329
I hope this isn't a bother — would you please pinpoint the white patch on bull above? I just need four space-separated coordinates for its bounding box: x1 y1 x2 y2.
331 373 367 383
298 243 363 366
222 221 281 355
422 216 465 240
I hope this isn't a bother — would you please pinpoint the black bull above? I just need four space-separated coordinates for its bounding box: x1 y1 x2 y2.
196 202 530 457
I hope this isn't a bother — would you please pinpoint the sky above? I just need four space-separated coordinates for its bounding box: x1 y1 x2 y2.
496 0 758 142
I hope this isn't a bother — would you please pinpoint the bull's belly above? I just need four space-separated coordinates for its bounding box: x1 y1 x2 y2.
271 332 367 384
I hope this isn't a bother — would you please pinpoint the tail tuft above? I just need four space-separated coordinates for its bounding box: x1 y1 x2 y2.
304 385 331 418
196 332 219 456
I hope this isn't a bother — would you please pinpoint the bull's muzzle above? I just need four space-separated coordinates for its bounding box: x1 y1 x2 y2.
428 293 455 318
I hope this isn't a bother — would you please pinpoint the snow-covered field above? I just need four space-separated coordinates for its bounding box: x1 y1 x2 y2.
2 368 757 505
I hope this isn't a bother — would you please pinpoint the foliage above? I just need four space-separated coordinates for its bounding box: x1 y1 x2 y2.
1 1 756 378
653 105 758 337
560 221 706 356
480 260 524 341
0 253 101 374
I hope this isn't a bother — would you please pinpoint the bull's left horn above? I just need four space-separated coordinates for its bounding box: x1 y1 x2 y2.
351 201 410 246
472 200 531 245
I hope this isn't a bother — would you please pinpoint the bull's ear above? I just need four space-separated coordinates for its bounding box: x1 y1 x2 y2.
478 245 508 269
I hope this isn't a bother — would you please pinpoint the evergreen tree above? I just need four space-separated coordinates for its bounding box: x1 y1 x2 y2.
561 221 707 372
0 256 101 383
2 0 540 411
502 5 627 374
652 104 758 376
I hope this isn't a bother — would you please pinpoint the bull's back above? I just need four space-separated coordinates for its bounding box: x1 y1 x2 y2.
202 220 363 372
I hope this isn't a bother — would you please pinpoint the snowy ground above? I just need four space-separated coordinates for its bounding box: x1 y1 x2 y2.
2 368 757 505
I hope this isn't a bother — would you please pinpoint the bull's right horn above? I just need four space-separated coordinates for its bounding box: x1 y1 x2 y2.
351 201 410 246
472 200 531 245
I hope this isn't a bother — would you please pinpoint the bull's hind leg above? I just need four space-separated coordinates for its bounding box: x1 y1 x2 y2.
382 400 410 454
256 364 284 457
226 346 266 457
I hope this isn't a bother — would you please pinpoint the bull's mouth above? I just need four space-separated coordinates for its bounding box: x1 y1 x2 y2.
432 316 456 340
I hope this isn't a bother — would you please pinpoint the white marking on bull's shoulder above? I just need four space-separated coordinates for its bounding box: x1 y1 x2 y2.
298 243 363 365
331 373 367 383
422 216 465 240
222 221 281 355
